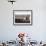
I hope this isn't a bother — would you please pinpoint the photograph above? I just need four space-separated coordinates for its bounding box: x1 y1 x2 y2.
15 15 30 23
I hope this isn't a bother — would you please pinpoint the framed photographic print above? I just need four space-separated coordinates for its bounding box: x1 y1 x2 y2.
13 10 32 25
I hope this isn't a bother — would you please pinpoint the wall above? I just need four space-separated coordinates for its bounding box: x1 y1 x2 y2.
0 0 46 42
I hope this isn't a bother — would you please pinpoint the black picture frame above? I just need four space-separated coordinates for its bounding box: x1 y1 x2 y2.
13 10 33 26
